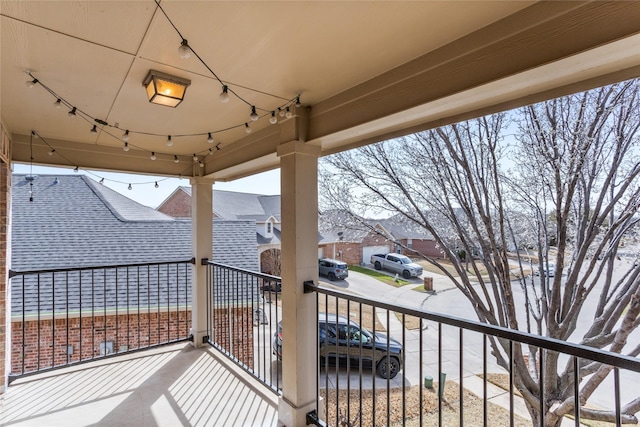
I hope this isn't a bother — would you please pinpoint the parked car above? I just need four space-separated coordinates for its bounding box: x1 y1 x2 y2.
318 258 349 281
535 262 556 277
273 313 403 379
370 253 423 279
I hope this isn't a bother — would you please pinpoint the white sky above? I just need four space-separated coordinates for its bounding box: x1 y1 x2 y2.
12 163 281 208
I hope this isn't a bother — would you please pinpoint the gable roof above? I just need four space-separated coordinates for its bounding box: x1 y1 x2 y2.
11 174 258 271
165 186 281 221
11 174 260 315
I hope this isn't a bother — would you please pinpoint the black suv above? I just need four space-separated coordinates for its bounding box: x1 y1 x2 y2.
273 313 403 379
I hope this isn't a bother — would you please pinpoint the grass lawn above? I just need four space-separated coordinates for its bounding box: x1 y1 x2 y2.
349 265 411 287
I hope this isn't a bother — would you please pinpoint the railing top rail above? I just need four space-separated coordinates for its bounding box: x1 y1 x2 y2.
205 260 282 281
9 258 196 278
306 282 640 373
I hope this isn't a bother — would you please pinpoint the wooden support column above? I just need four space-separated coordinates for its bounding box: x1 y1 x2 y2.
190 177 213 347
277 141 321 426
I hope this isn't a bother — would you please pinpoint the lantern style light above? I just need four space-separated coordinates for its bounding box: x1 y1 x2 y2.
143 70 191 107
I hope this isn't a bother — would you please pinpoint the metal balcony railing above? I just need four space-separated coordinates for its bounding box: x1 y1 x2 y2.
204 261 282 395
305 282 640 427
9 259 194 382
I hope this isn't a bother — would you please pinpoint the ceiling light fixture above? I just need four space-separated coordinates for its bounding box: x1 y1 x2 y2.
143 70 191 108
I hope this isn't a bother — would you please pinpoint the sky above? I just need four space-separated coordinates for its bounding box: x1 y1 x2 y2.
12 163 281 208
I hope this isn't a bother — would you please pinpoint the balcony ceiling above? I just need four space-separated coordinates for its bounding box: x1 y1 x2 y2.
2 1 640 182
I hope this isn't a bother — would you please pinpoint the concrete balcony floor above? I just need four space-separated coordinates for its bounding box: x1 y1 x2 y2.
0 343 278 427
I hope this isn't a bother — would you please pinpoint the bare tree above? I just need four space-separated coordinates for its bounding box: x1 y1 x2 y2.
320 79 640 426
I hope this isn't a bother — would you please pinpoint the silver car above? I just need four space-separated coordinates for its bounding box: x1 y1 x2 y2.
319 258 348 281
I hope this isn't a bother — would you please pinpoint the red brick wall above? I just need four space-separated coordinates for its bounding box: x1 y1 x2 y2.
212 307 254 369
402 239 445 259
0 160 9 390
11 311 191 375
157 189 192 217
10 306 255 375
319 242 362 265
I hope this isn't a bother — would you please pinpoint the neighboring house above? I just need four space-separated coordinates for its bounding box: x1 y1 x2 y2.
319 212 444 265
158 187 282 274
10 174 260 373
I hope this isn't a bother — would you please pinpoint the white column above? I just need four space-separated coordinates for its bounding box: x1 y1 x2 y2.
190 177 213 347
277 141 321 426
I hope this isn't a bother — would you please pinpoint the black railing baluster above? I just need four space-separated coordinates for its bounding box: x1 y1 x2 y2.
509 340 514 427
483 334 487 427
574 356 580 427
460 327 464 426
438 323 442 427
615 367 621 427
540 349 545 427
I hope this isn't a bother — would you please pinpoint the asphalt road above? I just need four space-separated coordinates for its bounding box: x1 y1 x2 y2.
326 264 639 415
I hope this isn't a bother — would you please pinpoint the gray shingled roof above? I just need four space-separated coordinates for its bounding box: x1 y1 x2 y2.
178 186 281 221
11 174 260 315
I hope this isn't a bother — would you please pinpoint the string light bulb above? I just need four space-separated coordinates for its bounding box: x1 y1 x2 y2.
278 107 285 117
48 149 55 156
100 178 105 184
193 153 198 161
245 123 252 134
269 111 278 124
199 161 204 168
285 107 292 119
155 181 159 188
31 130 38 138
74 166 79 173
174 155 179 163
54 99 62 109
295 96 302 108
26 78 38 88
150 152 156 160
166 135 173 147
178 39 191 59
123 142 130 152
219 85 229 103
207 132 214 144
128 183 132 190
90 125 98 134
68 107 77 118
250 106 259 121
208 148 213 155
121 130 130 142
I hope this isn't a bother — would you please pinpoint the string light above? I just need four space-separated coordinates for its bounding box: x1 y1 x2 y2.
295 96 302 108
279 107 285 117
26 78 38 88
123 142 130 151
166 135 173 147
250 106 259 121
31 130 38 138
270 111 278 124
121 130 130 142
155 181 159 188
216 143 221 150
74 166 79 172
219 85 229 103
128 183 132 190
90 125 98 134
245 123 252 134
207 133 214 143
193 154 198 161
54 99 62 109
174 155 179 163
53 177 60 185
48 149 55 155
68 107 77 118
285 107 292 119
100 178 105 183
178 39 191 59
150 152 156 160
199 161 204 168
208 148 213 155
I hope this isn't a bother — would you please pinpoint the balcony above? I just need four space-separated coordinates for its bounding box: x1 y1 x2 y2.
3 260 639 427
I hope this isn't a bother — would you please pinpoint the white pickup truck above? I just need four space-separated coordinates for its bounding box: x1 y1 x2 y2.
370 253 423 279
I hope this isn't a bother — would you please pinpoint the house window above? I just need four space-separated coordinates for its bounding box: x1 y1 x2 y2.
407 239 413 249
267 222 272 234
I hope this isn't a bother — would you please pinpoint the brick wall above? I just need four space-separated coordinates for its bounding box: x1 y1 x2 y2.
157 189 192 217
10 306 255 375
320 242 362 265
0 159 9 392
402 239 445 259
